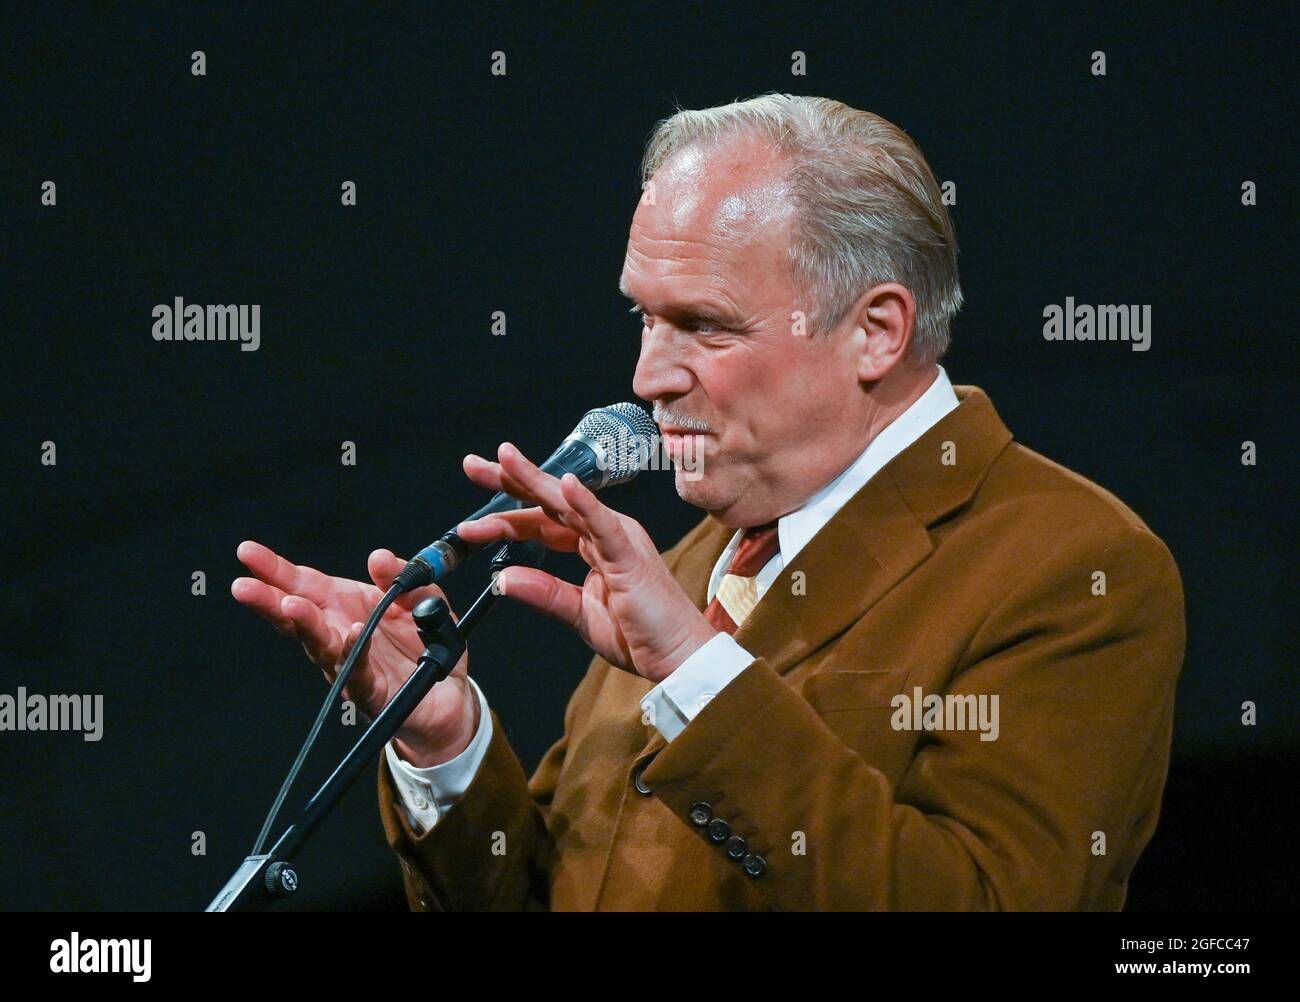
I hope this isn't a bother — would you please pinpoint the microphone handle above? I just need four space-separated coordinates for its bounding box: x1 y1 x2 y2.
395 437 605 592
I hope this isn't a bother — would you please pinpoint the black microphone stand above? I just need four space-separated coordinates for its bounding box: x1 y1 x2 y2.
205 542 542 912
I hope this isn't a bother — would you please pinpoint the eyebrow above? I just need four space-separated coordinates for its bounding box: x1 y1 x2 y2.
617 276 738 326
618 275 640 313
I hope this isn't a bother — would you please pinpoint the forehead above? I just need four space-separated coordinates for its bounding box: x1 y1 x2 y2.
621 139 796 301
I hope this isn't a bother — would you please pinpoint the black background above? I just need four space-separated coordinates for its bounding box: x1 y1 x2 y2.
2 2 1295 911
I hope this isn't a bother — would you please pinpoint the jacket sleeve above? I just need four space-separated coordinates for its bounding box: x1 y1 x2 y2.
377 661 602 912
639 524 1187 910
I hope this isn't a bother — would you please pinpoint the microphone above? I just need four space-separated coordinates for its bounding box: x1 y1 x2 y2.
393 402 659 592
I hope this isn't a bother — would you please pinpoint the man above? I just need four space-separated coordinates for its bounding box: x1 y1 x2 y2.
233 94 1185 910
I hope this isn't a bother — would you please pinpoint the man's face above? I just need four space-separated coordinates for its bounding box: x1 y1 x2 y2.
622 140 863 527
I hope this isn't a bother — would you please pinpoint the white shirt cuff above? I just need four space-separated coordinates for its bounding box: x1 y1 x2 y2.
639 632 755 743
384 675 493 835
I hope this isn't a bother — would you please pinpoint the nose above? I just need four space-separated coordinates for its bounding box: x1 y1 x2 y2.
632 327 693 404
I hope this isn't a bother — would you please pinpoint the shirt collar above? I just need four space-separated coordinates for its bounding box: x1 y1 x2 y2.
709 364 960 598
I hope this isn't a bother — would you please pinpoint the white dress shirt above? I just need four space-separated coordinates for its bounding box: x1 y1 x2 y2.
387 365 960 834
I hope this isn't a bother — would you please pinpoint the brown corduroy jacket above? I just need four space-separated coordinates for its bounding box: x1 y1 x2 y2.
377 384 1186 910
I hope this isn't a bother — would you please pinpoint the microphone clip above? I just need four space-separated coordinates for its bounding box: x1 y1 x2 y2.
411 596 466 685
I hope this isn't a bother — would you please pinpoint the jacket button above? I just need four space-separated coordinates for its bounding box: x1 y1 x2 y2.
742 853 767 879
724 835 748 860
689 802 713 827
706 817 731 843
633 764 653 795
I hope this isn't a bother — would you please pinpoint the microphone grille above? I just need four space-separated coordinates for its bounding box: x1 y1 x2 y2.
575 403 660 484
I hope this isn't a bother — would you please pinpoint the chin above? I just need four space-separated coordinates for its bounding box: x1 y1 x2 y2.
673 468 728 511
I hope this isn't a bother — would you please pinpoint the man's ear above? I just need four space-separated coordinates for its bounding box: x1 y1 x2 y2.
849 283 916 382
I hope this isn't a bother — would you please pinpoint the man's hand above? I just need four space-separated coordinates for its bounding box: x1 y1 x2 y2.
230 541 477 768
456 442 718 684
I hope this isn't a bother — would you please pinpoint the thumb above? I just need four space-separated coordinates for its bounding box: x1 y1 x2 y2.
367 548 408 590
370 548 456 618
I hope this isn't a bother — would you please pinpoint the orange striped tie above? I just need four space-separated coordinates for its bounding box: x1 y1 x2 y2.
704 521 781 635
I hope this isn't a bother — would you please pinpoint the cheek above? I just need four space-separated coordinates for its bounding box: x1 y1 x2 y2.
694 343 786 418
777 340 844 402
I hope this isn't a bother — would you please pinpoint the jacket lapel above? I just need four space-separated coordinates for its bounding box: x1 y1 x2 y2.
636 384 1013 759
734 384 1012 676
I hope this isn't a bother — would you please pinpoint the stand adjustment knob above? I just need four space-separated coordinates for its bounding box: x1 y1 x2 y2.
264 860 300 897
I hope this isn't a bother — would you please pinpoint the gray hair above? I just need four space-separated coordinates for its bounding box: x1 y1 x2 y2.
640 94 962 366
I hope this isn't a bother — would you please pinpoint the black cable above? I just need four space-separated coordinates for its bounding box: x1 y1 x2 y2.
251 581 402 855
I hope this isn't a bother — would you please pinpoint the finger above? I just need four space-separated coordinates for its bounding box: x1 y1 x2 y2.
457 508 582 552
236 540 332 605
466 447 575 531
466 452 549 514
559 473 634 569
463 452 554 527
281 594 344 670
231 577 296 636
465 442 582 535
463 453 510 495
337 621 364 677
338 621 381 704
495 566 584 632
495 442 575 520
